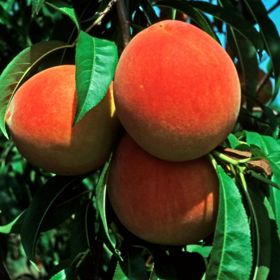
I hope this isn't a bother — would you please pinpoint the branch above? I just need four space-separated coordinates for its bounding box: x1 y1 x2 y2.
117 0 130 48
268 0 280 13
85 0 118 33
256 68 272 95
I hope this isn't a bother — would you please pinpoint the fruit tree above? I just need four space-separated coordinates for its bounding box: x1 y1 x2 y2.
0 1 279 280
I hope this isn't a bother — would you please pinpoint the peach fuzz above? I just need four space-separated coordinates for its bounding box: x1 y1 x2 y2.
107 134 219 245
114 20 241 161
5 65 118 175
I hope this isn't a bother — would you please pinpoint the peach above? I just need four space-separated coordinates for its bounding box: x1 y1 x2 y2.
114 20 241 161
5 65 118 175
107 134 219 245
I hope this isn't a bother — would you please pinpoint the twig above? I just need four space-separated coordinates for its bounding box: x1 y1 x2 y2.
268 0 280 13
117 0 130 48
247 170 280 189
85 0 118 33
256 68 272 95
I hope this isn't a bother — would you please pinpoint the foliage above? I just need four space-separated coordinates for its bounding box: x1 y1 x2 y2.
0 0 280 279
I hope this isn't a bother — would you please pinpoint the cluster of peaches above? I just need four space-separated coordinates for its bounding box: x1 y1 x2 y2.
5 20 241 245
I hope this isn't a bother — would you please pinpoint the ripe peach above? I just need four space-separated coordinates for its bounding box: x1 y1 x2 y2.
114 20 241 161
5 65 118 175
107 134 219 245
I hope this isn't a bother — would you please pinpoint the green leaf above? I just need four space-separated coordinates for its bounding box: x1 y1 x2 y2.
49 270 67 280
269 187 280 236
0 0 14 11
20 175 84 260
41 187 90 232
245 132 280 235
49 268 77 280
69 202 95 260
267 152 280 185
247 184 272 279
113 262 129 280
95 155 119 257
74 31 118 124
1 179 89 235
245 130 280 154
0 40 72 138
192 1 263 50
206 166 252 280
227 30 259 109
32 0 45 15
242 0 280 95
119 247 148 280
158 0 263 50
140 1 159 24
227 134 241 149
187 245 212 258
46 1 80 30
262 106 279 136
0 4 12 26
268 212 280 279
275 74 280 104
0 212 24 234
156 0 218 41
267 152 280 235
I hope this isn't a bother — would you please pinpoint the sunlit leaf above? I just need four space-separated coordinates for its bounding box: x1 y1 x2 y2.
206 166 252 280
49 268 76 280
245 130 280 154
245 131 280 238
187 245 212 258
0 0 14 11
49 270 67 280
0 40 72 138
0 4 12 26
113 262 129 280
46 1 80 30
227 134 241 149
32 0 45 15
75 31 118 124
0 212 24 234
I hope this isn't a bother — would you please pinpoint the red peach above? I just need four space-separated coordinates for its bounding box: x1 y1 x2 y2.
5 65 118 175
114 20 241 161
107 134 219 245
